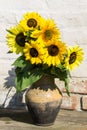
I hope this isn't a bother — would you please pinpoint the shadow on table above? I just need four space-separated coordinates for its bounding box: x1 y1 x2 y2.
0 110 34 124
0 68 34 124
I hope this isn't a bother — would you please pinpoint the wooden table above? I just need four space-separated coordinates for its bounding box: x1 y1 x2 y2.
0 109 87 130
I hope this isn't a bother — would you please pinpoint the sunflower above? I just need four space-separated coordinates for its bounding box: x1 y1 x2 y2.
23 41 44 64
32 19 61 44
19 12 43 31
65 45 84 70
42 40 67 66
6 25 26 54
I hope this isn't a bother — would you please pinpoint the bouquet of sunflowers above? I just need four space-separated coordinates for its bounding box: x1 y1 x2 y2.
6 12 84 95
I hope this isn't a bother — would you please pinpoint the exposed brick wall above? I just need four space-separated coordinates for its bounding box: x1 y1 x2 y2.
55 78 87 111
0 0 87 111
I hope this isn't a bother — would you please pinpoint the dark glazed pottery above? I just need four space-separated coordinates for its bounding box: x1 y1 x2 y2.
25 74 62 126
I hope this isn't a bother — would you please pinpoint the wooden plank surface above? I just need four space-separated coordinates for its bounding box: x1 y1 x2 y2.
0 109 87 130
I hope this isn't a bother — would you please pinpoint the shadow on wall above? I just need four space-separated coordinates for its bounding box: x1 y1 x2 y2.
0 68 26 109
4 68 15 88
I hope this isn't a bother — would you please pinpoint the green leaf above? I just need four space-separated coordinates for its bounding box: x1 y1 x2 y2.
6 29 15 35
15 66 43 93
64 78 70 96
13 55 34 70
26 30 37 41
51 66 70 96
13 55 26 68
7 50 13 53
51 66 69 80
15 73 42 93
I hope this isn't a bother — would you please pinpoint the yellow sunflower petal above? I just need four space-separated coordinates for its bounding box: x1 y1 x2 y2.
19 12 44 31
6 24 26 54
31 18 61 44
23 41 44 64
65 45 84 70
42 40 67 66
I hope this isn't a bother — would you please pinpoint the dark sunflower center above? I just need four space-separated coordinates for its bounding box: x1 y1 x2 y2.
48 45 59 56
69 52 76 64
30 48 38 57
27 18 37 28
15 33 26 47
45 30 52 40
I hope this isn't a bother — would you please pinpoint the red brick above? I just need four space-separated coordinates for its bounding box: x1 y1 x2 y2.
69 80 87 94
61 94 80 110
55 78 87 94
81 96 87 110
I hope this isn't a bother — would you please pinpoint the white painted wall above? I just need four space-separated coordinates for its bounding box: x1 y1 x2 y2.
0 0 87 109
